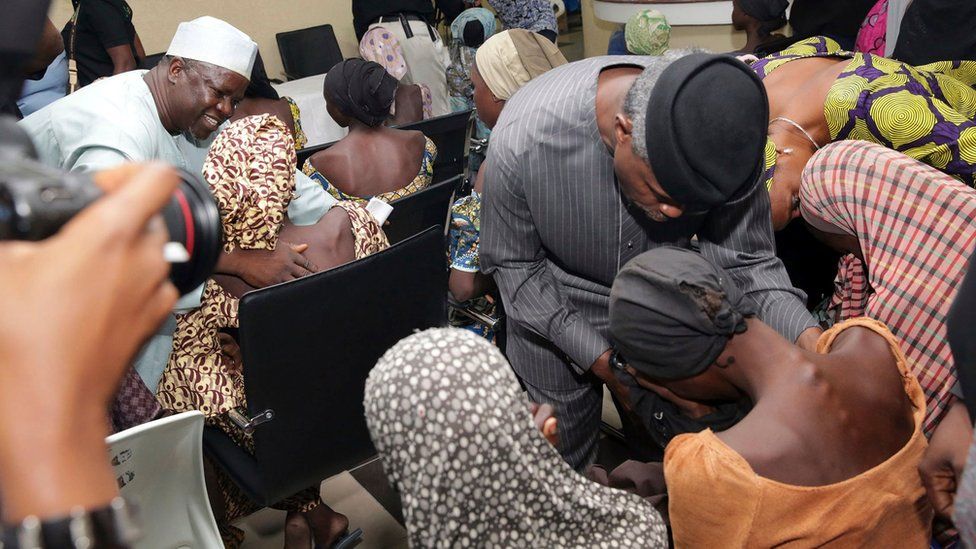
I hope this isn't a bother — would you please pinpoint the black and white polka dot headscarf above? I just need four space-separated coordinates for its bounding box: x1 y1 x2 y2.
365 328 668 548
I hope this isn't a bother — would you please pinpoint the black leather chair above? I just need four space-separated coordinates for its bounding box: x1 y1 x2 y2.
384 174 462 245
276 24 343 80
397 110 472 183
202 227 448 507
296 110 474 183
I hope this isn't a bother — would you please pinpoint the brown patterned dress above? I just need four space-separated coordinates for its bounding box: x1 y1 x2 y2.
155 114 389 547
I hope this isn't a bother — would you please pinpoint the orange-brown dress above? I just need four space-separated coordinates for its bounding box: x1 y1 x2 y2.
664 318 932 548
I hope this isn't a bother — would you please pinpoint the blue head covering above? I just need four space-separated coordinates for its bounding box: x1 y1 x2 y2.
450 8 497 47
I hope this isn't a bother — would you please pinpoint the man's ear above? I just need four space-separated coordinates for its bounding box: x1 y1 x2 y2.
167 57 185 84
614 114 633 146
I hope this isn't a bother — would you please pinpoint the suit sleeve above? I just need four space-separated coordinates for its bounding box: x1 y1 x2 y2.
698 182 817 343
480 151 610 374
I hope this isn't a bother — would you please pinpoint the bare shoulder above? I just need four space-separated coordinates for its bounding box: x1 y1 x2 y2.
309 146 352 181
827 324 908 411
829 325 897 372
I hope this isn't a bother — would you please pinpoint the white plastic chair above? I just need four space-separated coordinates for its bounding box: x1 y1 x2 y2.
106 411 222 549
552 0 567 20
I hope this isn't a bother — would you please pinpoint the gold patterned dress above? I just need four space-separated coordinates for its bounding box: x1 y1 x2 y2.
754 36 976 187
156 114 389 547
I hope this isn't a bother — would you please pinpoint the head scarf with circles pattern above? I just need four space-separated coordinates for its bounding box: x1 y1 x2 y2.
365 328 667 548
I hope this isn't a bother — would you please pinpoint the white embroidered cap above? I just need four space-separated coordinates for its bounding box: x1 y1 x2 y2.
166 16 257 79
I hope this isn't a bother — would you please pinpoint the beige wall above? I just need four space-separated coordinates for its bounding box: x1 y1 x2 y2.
581 0 745 57
48 0 359 80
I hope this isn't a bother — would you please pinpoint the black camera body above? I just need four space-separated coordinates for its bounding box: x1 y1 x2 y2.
0 118 223 295
0 0 222 296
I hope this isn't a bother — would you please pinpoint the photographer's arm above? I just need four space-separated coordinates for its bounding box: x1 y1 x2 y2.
0 164 178 521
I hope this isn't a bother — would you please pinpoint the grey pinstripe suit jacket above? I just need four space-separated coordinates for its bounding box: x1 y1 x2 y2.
481 56 816 392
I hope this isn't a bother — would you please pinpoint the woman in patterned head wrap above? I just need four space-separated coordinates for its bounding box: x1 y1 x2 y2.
799 140 976 439
302 58 438 206
364 327 668 548
358 27 432 125
471 29 567 128
157 114 387 548
446 8 496 115
747 36 976 231
624 9 671 56
608 245 931 547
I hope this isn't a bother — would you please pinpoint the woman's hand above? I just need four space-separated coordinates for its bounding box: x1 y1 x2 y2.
219 332 244 374
530 402 558 447
919 398 973 521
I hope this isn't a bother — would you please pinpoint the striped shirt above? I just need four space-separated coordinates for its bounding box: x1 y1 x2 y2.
481 56 815 391
800 140 976 434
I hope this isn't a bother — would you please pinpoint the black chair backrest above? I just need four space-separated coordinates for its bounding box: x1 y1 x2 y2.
397 109 471 183
138 52 165 70
276 24 343 80
205 227 447 505
384 174 462 245
296 110 473 183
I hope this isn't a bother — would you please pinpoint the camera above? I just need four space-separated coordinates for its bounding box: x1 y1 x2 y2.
0 118 223 295
0 0 222 297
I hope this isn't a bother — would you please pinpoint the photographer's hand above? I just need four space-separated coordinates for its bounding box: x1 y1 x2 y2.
0 163 179 522
217 242 319 288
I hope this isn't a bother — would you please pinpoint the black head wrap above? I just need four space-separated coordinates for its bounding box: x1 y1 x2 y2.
323 58 397 127
463 19 487 48
245 51 280 100
610 246 757 380
737 0 788 22
644 53 769 210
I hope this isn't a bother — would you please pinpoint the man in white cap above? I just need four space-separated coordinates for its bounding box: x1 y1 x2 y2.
21 16 328 282
22 16 252 173
20 17 330 390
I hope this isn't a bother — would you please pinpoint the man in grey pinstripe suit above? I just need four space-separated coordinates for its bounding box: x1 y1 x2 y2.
481 51 822 470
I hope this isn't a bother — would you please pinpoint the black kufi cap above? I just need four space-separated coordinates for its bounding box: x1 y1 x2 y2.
645 53 768 209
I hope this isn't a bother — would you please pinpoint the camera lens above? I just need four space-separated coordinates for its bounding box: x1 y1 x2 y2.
162 169 223 295
0 157 222 296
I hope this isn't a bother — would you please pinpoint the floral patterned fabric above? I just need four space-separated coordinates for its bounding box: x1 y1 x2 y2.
156 114 391 547
448 190 496 341
359 28 433 120
301 136 436 204
158 114 296 418
752 36 976 186
284 96 307 150
855 0 889 55
490 0 557 34
359 26 407 80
